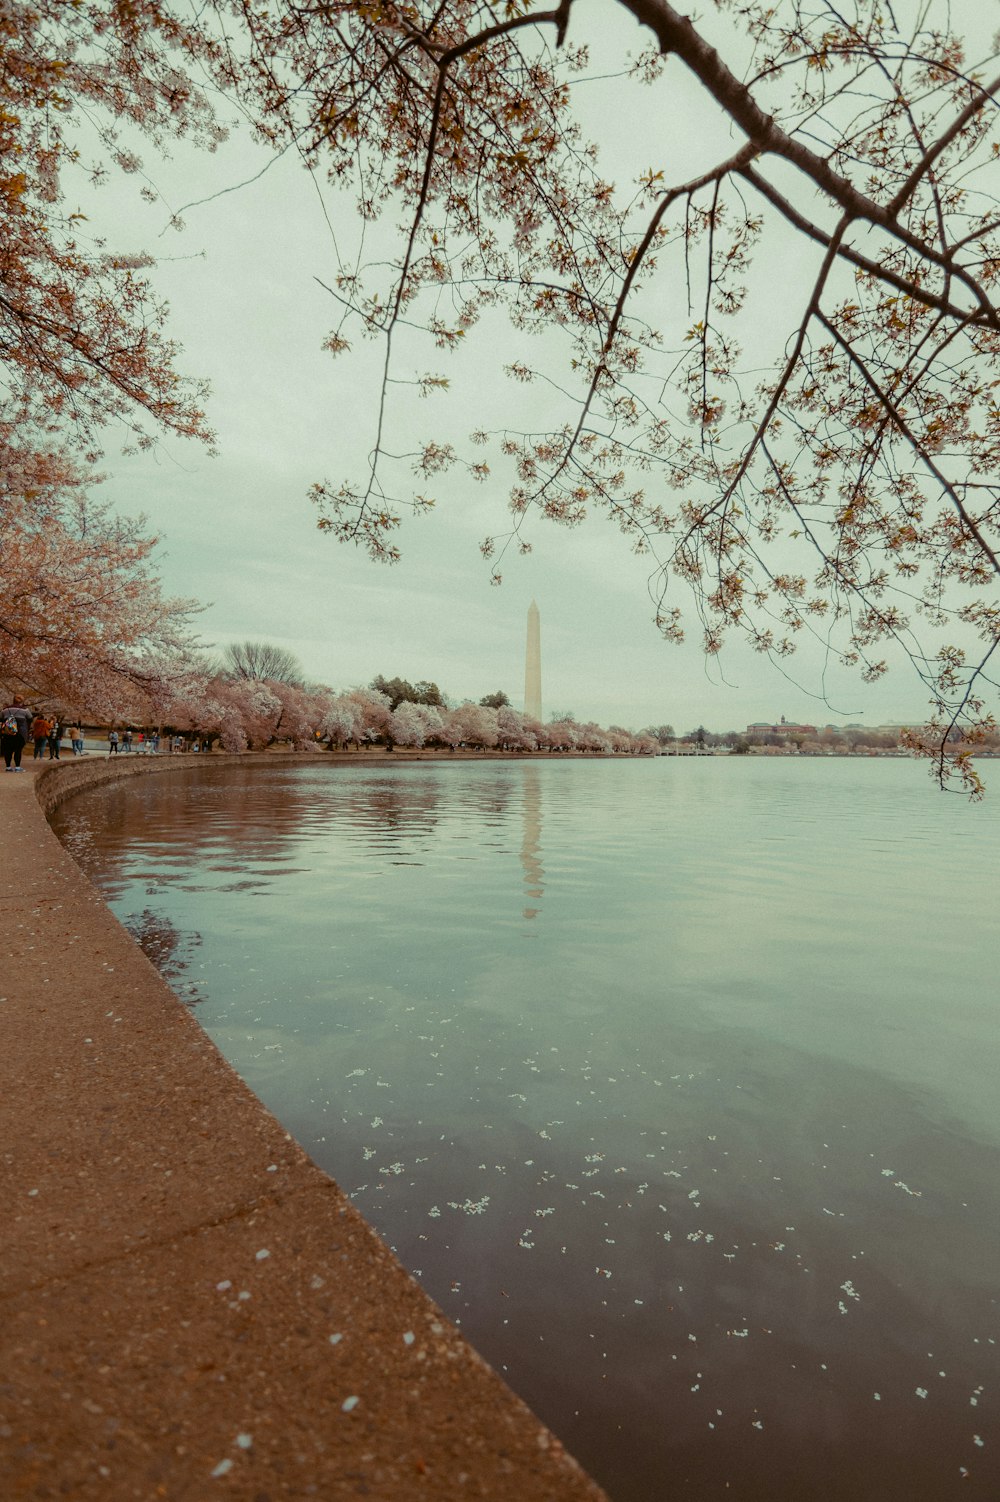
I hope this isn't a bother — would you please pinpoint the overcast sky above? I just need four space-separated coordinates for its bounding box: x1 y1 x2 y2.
77 0 956 732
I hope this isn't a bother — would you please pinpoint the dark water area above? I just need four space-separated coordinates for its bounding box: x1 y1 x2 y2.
51 758 1000 1499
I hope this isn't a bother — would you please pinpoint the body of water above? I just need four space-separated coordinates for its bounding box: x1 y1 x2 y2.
52 757 1000 1499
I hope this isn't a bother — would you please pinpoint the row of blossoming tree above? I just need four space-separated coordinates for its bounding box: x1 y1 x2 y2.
321 688 657 755
156 668 657 756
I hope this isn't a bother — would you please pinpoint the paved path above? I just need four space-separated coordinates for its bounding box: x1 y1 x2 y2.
0 756 608 1502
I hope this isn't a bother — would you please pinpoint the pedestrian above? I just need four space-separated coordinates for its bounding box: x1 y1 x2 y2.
122 728 133 753
47 721 63 759
137 731 145 752
151 731 160 753
108 729 120 755
1 696 32 771
31 710 50 760
69 725 84 756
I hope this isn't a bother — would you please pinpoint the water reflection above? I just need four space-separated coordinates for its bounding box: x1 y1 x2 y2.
520 766 544 919
356 773 441 853
51 759 1000 1502
122 908 204 999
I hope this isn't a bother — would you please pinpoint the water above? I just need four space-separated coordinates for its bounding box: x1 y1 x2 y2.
51 757 1000 1499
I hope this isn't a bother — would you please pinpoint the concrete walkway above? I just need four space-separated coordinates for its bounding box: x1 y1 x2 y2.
0 756 608 1502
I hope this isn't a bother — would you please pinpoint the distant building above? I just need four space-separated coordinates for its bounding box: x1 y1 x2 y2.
746 716 816 736
823 723 910 736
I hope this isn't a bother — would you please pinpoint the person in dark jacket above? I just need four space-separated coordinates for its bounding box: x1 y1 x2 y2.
1 697 32 770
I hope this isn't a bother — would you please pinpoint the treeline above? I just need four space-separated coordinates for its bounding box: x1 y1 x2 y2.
736 727 905 753
101 648 660 756
321 687 658 754
731 726 1000 755
676 726 913 753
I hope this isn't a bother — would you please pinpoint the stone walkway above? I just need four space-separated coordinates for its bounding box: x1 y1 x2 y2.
0 756 608 1501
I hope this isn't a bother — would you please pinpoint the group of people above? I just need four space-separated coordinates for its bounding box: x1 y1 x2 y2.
28 712 81 761
2 698 193 771
1 697 85 770
107 729 161 755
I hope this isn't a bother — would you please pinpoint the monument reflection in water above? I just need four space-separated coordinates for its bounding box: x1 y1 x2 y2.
52 758 1000 1502
520 766 544 919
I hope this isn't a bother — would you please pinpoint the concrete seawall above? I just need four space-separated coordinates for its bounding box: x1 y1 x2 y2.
1 755 608 1501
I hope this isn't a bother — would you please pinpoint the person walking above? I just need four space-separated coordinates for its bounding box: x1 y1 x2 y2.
47 721 63 759
122 728 133 753
31 711 50 760
1 697 32 771
108 729 120 756
69 725 84 755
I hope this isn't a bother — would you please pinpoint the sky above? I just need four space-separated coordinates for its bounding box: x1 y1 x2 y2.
75 0 962 733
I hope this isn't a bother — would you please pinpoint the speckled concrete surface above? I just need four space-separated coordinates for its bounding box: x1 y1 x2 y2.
0 756 609 1502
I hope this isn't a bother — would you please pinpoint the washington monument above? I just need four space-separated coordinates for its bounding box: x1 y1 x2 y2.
524 600 542 722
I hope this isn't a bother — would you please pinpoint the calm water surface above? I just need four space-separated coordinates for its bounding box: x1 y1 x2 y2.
52 758 1000 1500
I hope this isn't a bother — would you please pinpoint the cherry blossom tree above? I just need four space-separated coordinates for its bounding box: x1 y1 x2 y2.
218 706 249 754
267 679 324 748
157 675 285 749
320 687 393 747
231 680 283 749
606 725 635 754
352 687 394 743
577 722 614 754
496 705 538 751
435 708 467 752
0 482 199 717
157 670 230 743
0 2 215 469
1 4 214 709
390 699 445 747
320 695 363 750
544 718 581 753
442 702 500 750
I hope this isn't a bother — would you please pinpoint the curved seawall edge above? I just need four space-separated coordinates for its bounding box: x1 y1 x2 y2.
0 756 609 1502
